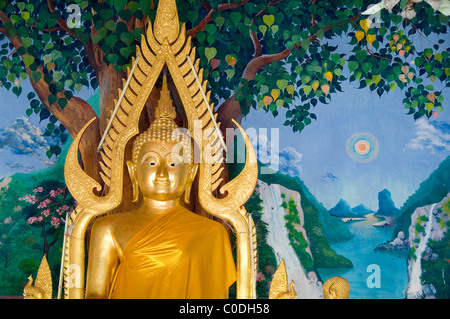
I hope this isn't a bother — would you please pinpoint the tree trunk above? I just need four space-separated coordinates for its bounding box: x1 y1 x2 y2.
42 224 49 260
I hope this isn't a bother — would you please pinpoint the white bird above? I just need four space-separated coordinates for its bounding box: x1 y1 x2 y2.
362 0 450 18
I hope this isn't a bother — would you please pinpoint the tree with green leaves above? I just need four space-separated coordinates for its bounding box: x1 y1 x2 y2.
0 0 448 186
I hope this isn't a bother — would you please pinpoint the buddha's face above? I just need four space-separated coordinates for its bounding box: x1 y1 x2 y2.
134 140 191 201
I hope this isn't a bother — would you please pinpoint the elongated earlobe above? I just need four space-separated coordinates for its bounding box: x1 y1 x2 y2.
126 160 139 203
184 164 198 204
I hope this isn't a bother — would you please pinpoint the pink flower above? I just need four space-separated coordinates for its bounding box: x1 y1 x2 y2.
61 205 70 211
18 194 38 204
37 198 52 209
33 187 43 193
41 209 50 217
50 216 61 228
27 217 38 224
256 272 266 282
37 216 43 221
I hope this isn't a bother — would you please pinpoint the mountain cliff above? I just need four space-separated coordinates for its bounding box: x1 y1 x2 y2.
405 194 450 299
376 189 400 216
329 199 355 217
393 155 450 240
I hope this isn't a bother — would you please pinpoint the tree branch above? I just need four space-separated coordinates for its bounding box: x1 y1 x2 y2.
187 0 251 37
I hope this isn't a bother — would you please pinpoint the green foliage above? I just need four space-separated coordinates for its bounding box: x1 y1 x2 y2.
414 222 425 236
421 232 450 299
244 188 277 298
282 195 314 273
0 143 70 296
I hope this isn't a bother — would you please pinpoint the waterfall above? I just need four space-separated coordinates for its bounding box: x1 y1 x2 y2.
405 203 436 299
258 181 322 299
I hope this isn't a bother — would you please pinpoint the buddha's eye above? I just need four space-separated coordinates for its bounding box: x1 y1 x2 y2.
166 153 182 167
144 157 158 166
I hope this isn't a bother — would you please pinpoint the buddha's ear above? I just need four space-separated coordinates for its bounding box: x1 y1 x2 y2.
189 163 199 180
126 160 139 203
184 163 198 204
329 286 337 299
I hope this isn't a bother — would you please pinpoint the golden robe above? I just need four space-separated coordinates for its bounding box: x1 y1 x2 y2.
108 206 236 299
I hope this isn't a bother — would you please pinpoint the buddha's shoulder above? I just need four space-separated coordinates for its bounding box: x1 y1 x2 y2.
179 208 227 233
91 211 133 232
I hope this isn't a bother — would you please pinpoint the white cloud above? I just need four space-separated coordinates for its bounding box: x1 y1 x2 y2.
404 118 450 153
279 146 303 177
0 116 59 164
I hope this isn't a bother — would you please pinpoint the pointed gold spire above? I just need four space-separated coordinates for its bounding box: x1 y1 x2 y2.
153 0 180 44
155 74 177 120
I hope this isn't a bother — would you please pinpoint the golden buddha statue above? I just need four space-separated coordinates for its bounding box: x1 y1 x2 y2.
84 76 236 299
61 0 260 299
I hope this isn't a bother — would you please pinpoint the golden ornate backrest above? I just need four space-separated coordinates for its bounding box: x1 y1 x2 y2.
62 0 258 299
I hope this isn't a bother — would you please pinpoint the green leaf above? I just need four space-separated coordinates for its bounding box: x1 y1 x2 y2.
31 71 42 83
120 47 131 58
215 16 225 29
355 49 367 62
276 79 288 92
230 12 242 24
120 32 134 46
114 0 128 11
362 62 371 74
22 37 32 48
104 34 118 48
204 47 217 63
92 34 104 45
58 98 68 109
105 20 117 31
48 94 57 106
303 85 312 95
23 55 34 67
348 61 359 73
262 14 274 27
260 85 269 95
300 39 310 51
26 108 33 117
225 69 235 78
52 71 63 82
2 59 13 70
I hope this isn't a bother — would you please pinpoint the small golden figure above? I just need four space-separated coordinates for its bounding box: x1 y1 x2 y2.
23 256 52 299
323 276 350 299
269 259 297 299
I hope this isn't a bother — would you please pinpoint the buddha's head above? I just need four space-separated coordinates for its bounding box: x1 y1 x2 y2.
323 276 350 299
126 75 197 204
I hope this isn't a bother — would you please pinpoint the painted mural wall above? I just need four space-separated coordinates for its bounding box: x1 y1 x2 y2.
0 0 449 299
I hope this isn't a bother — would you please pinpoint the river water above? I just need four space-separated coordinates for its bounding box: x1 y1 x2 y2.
318 214 409 299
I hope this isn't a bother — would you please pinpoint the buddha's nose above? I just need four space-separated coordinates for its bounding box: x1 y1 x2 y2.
156 161 168 179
